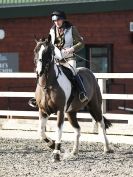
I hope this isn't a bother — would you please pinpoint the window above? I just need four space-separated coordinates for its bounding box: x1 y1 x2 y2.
87 44 113 73
76 44 112 72
76 47 87 68
90 47 108 72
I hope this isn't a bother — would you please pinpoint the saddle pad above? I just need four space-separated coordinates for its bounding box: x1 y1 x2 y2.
60 65 74 83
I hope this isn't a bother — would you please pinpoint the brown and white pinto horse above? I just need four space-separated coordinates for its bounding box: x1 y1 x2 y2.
34 35 112 162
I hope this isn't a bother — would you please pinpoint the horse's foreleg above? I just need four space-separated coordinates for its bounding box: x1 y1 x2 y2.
38 110 48 140
52 110 64 162
38 109 55 149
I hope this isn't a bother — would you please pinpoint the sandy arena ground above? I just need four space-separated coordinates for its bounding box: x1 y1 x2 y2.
0 130 133 177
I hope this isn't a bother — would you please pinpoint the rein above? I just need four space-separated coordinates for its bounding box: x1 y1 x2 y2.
73 53 89 63
37 61 50 89
37 51 61 89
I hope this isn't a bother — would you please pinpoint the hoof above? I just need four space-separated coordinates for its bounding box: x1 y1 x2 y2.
104 149 114 154
63 151 78 160
39 137 43 142
48 140 55 150
71 150 79 156
51 153 60 162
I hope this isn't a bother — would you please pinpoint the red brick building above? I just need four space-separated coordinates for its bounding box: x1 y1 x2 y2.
0 0 133 112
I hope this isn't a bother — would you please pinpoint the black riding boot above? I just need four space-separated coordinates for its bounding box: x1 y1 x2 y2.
74 74 89 103
28 98 37 108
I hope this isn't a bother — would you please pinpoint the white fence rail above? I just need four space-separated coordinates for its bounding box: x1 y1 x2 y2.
0 72 133 121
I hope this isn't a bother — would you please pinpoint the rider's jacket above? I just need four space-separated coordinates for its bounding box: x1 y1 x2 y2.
49 25 84 60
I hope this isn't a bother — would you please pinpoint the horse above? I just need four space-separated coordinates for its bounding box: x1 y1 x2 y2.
34 35 112 162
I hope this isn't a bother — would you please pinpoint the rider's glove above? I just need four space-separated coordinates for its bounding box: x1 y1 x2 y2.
63 47 74 54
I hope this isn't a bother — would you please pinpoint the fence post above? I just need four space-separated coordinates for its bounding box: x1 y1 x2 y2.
98 79 106 114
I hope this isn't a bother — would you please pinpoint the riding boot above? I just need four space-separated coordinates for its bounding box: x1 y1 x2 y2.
74 74 89 103
28 98 37 108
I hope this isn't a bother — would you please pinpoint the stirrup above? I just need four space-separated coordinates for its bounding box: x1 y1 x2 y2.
79 92 89 103
28 98 37 108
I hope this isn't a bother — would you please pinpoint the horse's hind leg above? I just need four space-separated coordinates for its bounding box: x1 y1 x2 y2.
89 103 111 153
92 118 98 134
98 117 110 153
66 112 81 155
38 108 55 149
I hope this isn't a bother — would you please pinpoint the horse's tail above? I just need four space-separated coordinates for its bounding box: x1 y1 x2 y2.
103 116 112 129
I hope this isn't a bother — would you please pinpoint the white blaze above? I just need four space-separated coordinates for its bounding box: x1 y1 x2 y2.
36 45 45 75
38 45 45 59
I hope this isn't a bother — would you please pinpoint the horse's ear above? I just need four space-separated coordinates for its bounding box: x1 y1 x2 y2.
34 34 38 43
41 36 45 42
47 34 51 43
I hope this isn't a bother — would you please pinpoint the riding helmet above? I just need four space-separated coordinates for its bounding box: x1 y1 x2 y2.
51 11 66 21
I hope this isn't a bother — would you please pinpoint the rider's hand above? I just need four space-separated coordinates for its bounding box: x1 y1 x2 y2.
63 47 74 54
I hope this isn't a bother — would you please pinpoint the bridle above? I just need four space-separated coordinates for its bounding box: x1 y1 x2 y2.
35 42 61 89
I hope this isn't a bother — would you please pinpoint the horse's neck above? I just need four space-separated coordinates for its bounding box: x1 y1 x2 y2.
38 74 46 86
38 62 58 87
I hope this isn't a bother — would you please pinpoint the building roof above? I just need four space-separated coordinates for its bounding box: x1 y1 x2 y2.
0 0 117 7
0 0 133 19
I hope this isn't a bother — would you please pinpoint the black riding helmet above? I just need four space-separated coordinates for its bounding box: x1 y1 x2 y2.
51 11 66 21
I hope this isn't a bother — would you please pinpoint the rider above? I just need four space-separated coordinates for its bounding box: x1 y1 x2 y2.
29 10 88 107
50 10 88 103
